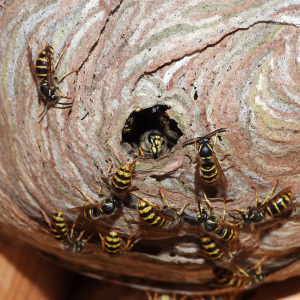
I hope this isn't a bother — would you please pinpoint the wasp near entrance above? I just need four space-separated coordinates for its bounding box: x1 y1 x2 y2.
131 188 190 228
68 182 123 220
122 105 182 159
28 42 78 120
183 128 231 207
101 156 136 193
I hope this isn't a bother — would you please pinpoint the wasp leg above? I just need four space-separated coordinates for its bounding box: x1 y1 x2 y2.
203 192 213 211
139 146 145 158
52 43 69 74
73 185 96 204
55 69 78 83
98 232 106 252
260 180 279 206
41 209 52 230
54 89 72 100
123 229 141 252
130 192 161 209
159 187 170 208
79 231 94 243
251 185 260 208
69 218 79 240
177 202 190 216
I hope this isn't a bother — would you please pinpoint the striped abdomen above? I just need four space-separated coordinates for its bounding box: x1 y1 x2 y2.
138 200 166 227
216 225 239 242
200 235 227 262
200 161 218 184
36 46 54 78
265 189 292 217
51 210 68 241
104 231 121 255
112 165 133 191
214 268 253 287
81 202 102 220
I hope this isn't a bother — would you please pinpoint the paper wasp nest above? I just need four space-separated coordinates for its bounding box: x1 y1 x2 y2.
0 0 300 298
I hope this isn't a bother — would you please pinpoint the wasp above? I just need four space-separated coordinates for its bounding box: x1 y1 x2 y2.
196 201 240 243
139 109 181 159
101 156 136 193
183 128 231 207
234 180 293 224
213 260 264 288
99 229 140 255
28 42 78 120
131 188 190 228
68 183 123 220
200 234 230 263
42 209 93 253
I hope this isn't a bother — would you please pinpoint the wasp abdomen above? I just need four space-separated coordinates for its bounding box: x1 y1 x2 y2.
51 210 68 241
266 190 292 216
200 162 218 184
138 200 166 227
111 163 134 192
35 46 54 78
104 231 121 255
200 235 227 262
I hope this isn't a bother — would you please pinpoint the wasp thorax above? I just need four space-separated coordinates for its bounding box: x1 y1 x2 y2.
122 105 182 159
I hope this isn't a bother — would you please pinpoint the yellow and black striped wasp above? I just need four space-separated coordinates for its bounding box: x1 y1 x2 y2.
234 180 293 224
199 234 230 263
131 188 190 228
42 209 93 253
213 259 265 288
68 183 123 220
182 128 231 208
99 229 140 256
28 42 78 120
122 105 182 159
196 201 240 244
139 108 181 159
101 156 136 193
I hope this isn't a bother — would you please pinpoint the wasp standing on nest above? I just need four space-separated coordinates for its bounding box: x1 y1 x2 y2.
41 209 93 253
99 229 141 256
234 180 293 225
195 200 240 245
68 181 123 220
68 181 134 221
182 128 232 209
27 42 78 120
213 258 265 288
101 156 136 193
199 234 230 263
131 188 190 228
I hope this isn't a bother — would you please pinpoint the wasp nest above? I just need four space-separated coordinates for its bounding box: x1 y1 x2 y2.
0 0 300 299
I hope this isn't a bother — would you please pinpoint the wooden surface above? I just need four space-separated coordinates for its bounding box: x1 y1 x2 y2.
0 0 300 297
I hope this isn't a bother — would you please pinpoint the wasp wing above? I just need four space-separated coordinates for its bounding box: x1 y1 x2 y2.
67 202 102 214
27 45 44 104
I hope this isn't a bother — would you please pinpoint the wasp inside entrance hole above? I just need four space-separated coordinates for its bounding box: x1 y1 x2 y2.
122 105 183 159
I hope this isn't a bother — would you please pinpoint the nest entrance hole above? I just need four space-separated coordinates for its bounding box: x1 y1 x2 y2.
122 105 183 159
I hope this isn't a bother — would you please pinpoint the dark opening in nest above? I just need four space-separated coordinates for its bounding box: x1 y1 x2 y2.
122 105 183 159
